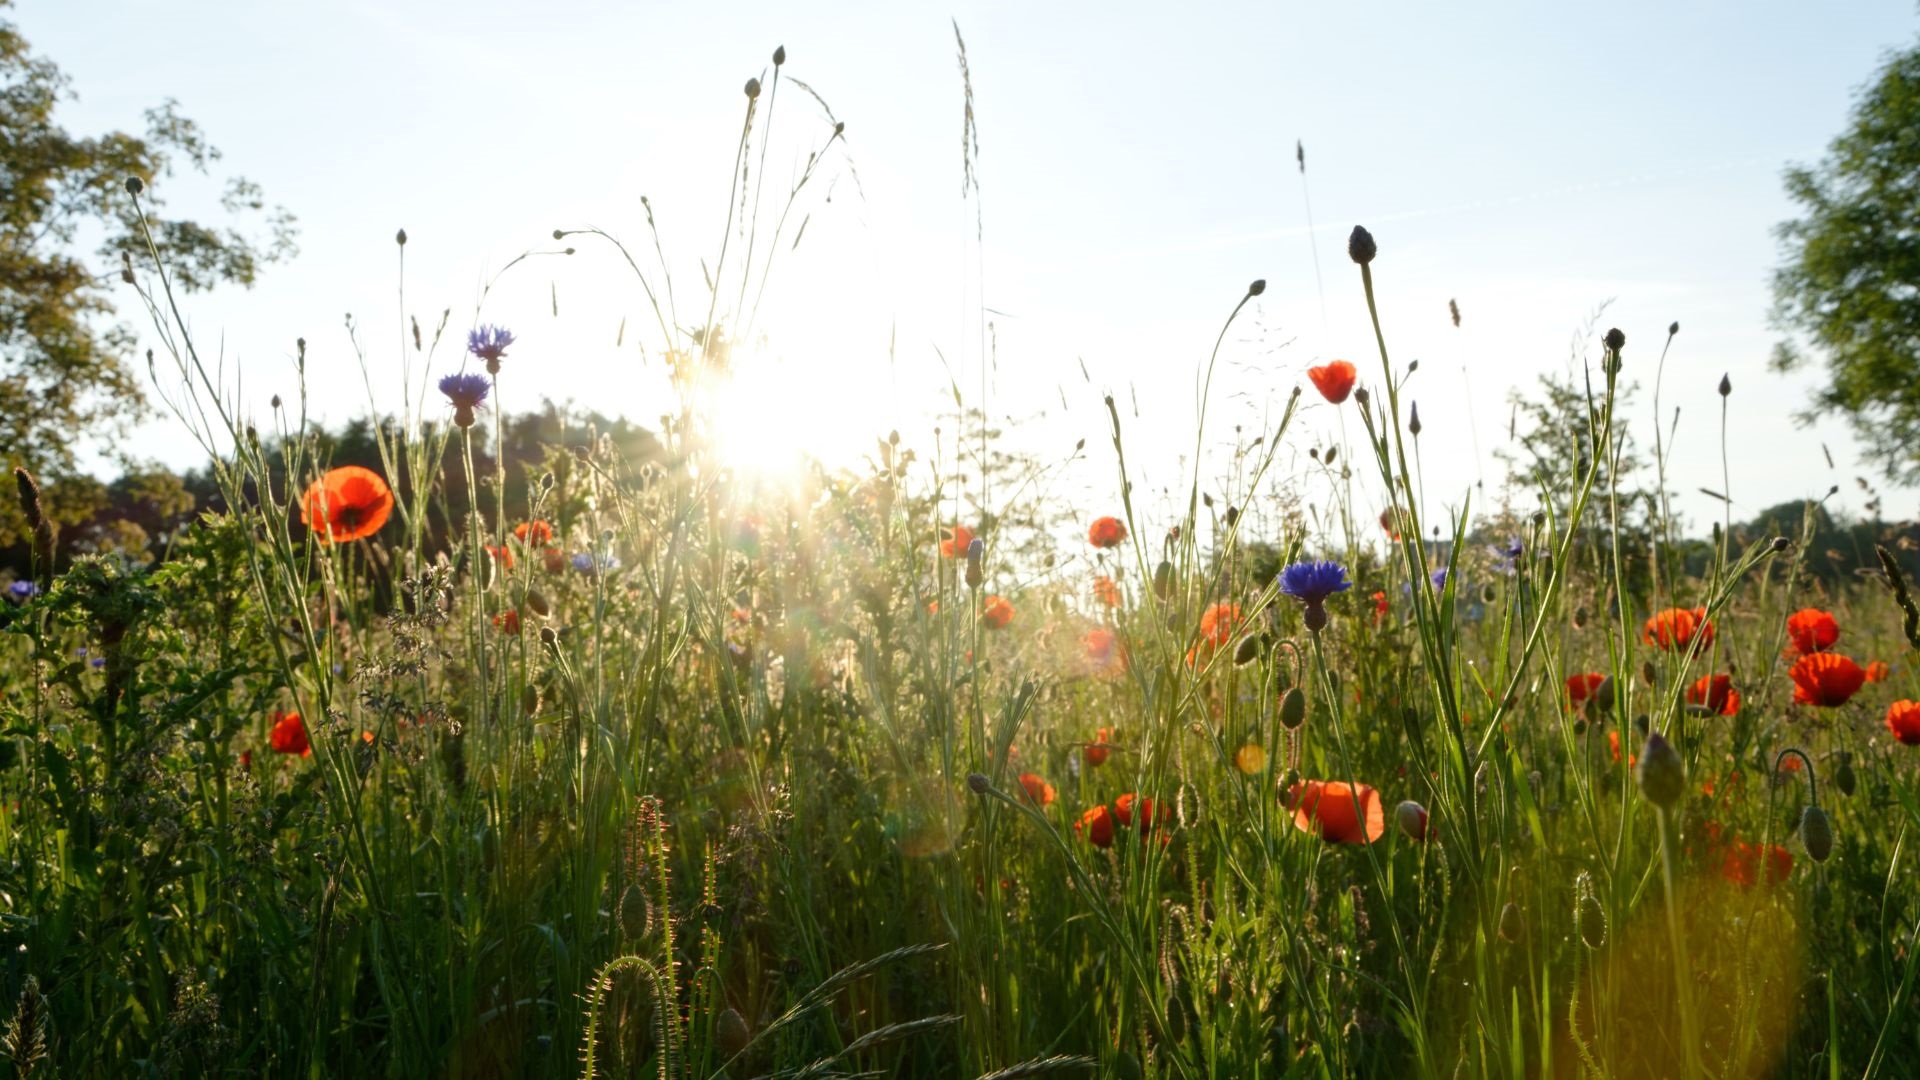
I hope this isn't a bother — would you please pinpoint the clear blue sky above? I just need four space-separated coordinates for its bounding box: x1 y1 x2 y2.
18 0 1920 537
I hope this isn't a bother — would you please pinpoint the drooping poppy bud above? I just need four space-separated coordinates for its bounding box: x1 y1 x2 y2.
1279 687 1306 730
1799 805 1833 863
1394 800 1429 842
1635 731 1685 808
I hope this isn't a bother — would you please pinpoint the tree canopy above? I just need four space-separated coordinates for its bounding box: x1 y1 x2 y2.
1771 36 1920 485
0 1 295 544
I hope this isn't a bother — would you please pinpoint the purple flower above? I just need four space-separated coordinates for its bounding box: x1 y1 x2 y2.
1430 567 1450 589
571 552 621 574
467 325 515 373
1489 537 1523 574
1279 560 1351 632
439 373 491 429
5 580 35 602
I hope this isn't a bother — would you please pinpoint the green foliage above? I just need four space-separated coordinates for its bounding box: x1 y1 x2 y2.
1771 35 1920 483
0 3 296 545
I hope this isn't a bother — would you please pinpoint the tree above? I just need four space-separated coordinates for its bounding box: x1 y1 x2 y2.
0 2 296 544
1771 37 1920 484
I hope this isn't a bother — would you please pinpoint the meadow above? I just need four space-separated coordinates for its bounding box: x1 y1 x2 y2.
4 51 1920 1080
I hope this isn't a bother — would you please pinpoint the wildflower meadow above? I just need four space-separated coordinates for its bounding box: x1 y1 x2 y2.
6 30 1920 1080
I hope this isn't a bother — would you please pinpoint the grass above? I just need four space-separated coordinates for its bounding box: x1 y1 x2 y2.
3 44 1920 1079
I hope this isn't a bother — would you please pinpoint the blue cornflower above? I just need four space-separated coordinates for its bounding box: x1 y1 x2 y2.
570 552 621 574
439 372 491 429
1430 567 1450 590
1489 537 1523 574
5 580 35 602
467 324 515 373
1278 559 1351 632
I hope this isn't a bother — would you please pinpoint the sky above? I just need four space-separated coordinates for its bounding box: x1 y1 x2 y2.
17 0 1920 541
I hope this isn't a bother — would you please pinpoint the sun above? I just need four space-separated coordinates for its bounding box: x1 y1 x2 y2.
698 343 886 487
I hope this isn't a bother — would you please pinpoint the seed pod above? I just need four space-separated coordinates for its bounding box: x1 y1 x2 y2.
1576 892 1608 949
619 882 652 940
1800 805 1833 863
714 1007 751 1059
1279 687 1307 730
1635 731 1685 808
1233 634 1262 667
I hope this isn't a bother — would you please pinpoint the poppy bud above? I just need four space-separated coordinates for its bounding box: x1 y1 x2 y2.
1718 373 1731 397
1248 279 1267 297
967 772 991 795
1480 585 1496 604
1395 800 1429 841
1408 403 1422 436
1669 321 1680 336
1347 225 1377 265
1153 559 1174 601
1799 805 1833 863
539 626 558 647
1576 891 1607 950
1590 676 1615 712
1603 328 1625 352
1225 505 1240 527
1113 1051 1144 1080
1353 386 1370 407
1498 900 1523 943
1572 718 1587 736
1834 753 1856 797
1635 731 1685 808
1279 687 1306 729
744 77 761 100
619 882 652 940
521 683 542 716
1572 606 1588 629
525 589 551 618
773 44 786 65
714 1007 751 1059
1165 994 1188 1043
1233 634 1262 667
1770 537 1791 554
125 176 144 196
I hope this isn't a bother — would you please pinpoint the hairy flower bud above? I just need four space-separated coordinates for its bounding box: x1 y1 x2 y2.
1800 805 1833 863
1635 731 1685 808
1395 800 1429 842
1347 225 1377 265
1279 686 1307 730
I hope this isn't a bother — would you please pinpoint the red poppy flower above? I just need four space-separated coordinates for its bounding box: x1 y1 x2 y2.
1085 726 1114 767
1720 840 1792 889
1886 700 1920 746
514 519 554 547
1642 607 1713 651
1371 591 1388 621
1083 627 1125 674
1093 576 1121 608
1686 673 1741 717
1112 792 1160 831
485 544 514 570
1088 516 1128 549
939 524 976 559
541 546 568 574
493 610 521 635
1790 653 1866 707
1198 602 1242 646
1307 360 1358 405
1565 673 1607 711
300 465 394 543
1286 780 1385 844
1784 608 1840 656
1076 804 1115 848
1606 730 1637 767
1378 508 1403 541
981 595 1015 629
1017 772 1056 806
269 711 312 758
1865 660 1891 683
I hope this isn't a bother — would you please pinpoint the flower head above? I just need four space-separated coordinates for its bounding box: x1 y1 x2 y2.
1279 560 1351 632
6 580 36 602
1084 727 1114 767
1112 792 1160 831
1307 361 1357 405
1092 575 1121 608
1642 607 1714 652
1565 673 1608 712
269 711 312 758
300 465 394 543
1785 608 1840 656
439 373 491 428
1083 627 1125 675
1885 700 1920 746
1075 804 1115 848
1198 602 1242 646
1087 515 1128 549
467 324 515 373
1017 773 1056 807
981 595 1015 630
939 524 975 559
1866 660 1891 683
1686 673 1741 717
1287 780 1385 844
515 520 554 547
1789 653 1865 707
